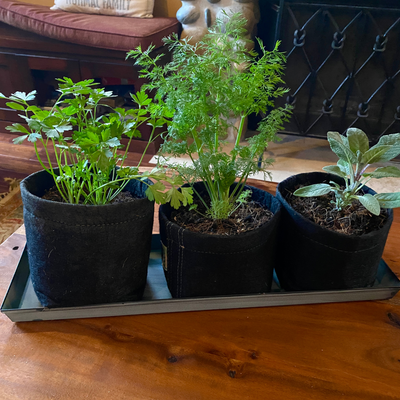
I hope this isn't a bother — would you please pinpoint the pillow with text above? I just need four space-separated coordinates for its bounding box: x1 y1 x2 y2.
51 0 154 18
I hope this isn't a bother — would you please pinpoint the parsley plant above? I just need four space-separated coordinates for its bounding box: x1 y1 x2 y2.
0 78 191 206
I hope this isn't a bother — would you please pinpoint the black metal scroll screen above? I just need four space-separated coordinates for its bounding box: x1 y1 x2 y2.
275 2 400 143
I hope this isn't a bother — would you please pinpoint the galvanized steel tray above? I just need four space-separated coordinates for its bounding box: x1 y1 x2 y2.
2 235 400 322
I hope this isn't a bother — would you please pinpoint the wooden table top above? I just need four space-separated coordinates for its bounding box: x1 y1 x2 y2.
1 180 400 400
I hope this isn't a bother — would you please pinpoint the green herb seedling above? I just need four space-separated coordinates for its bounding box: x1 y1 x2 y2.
127 12 291 220
0 78 192 207
294 128 400 215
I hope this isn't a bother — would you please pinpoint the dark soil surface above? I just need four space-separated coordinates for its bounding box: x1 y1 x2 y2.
109 191 137 204
170 195 273 236
42 186 64 202
42 186 137 204
284 186 388 236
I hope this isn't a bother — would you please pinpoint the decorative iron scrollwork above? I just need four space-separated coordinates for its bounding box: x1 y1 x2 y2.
357 102 370 118
293 29 306 47
272 2 400 141
286 94 297 106
394 106 400 121
322 99 333 114
373 35 388 52
331 31 345 50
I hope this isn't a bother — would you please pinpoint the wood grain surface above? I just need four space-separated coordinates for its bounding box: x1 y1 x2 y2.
1 181 400 400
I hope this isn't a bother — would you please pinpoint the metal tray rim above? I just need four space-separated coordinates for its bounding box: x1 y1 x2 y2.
2 235 400 322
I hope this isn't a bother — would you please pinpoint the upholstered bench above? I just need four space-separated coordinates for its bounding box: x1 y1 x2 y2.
0 0 180 152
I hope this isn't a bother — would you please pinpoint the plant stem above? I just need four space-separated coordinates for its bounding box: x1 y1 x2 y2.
234 115 246 149
137 123 156 168
39 138 70 203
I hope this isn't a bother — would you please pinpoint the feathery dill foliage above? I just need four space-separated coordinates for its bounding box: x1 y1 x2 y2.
128 12 291 220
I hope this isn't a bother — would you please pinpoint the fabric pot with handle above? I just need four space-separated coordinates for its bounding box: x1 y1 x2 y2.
159 182 282 298
20 169 154 307
275 172 394 291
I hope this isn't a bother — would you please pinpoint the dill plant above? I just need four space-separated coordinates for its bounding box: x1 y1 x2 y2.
127 12 291 220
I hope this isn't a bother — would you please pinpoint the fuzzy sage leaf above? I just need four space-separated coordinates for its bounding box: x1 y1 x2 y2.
365 166 400 179
347 127 370 154
356 194 380 216
327 132 357 165
375 192 400 209
322 165 347 178
294 184 332 197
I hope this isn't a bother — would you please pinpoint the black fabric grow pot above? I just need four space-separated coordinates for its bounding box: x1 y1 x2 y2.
275 172 394 291
159 182 282 298
20 169 154 307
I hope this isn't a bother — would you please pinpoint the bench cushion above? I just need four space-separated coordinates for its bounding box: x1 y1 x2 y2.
0 0 180 51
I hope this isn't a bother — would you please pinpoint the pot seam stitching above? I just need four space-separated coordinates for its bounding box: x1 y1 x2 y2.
23 208 147 225
179 226 184 298
167 221 175 295
178 227 180 298
177 224 180 297
176 225 182 296
299 233 385 253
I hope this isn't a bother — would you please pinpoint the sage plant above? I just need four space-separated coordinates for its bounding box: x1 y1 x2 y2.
294 128 400 215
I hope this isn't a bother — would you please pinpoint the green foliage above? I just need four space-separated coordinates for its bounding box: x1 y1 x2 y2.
294 128 400 215
127 12 291 220
0 79 191 206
